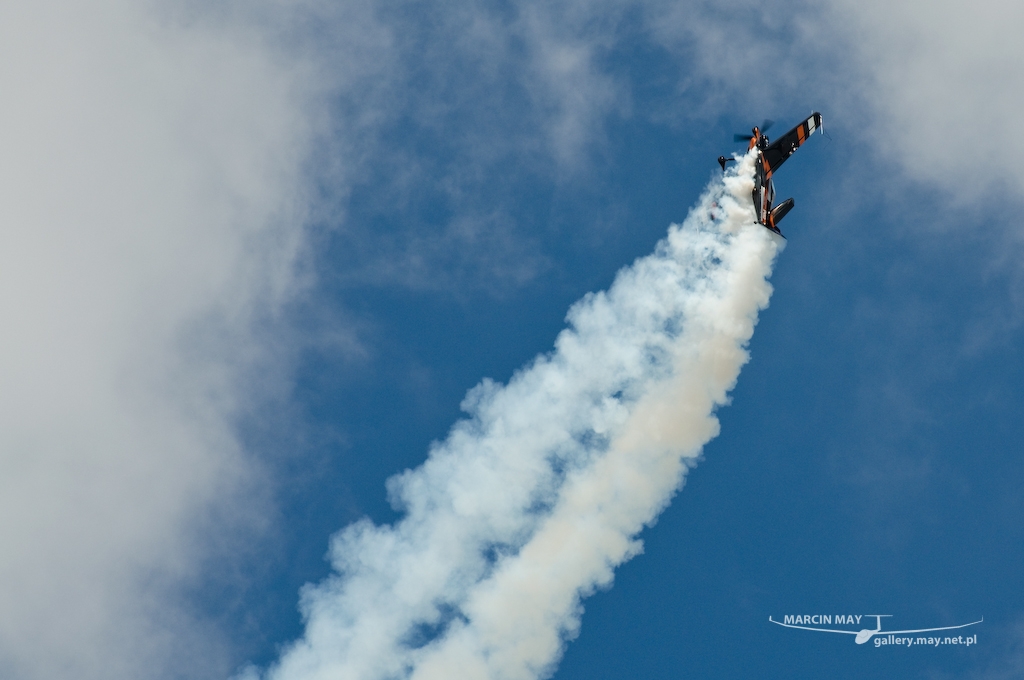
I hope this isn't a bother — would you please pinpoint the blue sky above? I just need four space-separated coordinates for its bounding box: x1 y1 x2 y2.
1 1 1023 679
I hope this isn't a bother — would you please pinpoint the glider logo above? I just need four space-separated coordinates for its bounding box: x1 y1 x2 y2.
769 614 983 646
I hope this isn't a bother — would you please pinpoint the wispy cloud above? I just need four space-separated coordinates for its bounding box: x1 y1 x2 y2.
829 0 1024 201
0 2 324 678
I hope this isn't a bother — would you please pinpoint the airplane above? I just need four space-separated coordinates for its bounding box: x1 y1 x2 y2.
718 112 824 237
768 614 984 645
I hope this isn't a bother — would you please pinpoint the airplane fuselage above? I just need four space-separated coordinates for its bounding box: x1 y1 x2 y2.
721 113 822 237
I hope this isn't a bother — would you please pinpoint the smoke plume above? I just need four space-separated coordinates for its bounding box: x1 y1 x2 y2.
252 151 779 680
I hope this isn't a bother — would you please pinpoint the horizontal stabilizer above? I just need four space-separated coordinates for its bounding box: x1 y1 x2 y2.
770 197 795 225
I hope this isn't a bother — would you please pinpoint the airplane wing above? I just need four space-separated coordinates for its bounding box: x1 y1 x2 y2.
768 617 857 635
762 112 822 176
885 619 984 635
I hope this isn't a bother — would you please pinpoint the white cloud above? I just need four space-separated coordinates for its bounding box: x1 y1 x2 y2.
0 1 323 678
830 0 1024 201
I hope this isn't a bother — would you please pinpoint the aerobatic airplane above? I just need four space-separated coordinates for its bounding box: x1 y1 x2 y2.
718 112 823 237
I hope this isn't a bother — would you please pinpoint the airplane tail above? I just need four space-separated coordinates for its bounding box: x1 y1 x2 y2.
770 197 795 225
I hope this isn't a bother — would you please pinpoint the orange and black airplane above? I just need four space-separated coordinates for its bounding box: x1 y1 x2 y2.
718 112 823 237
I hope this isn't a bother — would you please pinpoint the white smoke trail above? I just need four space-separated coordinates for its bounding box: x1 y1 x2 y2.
252 151 779 680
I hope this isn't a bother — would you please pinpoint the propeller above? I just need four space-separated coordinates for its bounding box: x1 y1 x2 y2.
733 119 775 142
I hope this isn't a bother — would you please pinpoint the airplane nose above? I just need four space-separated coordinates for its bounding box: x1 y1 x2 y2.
855 630 873 644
